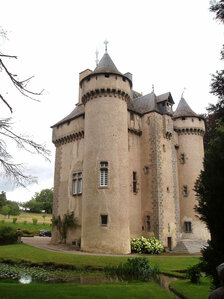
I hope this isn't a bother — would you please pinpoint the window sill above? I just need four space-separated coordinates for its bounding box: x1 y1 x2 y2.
72 193 82 196
98 186 109 189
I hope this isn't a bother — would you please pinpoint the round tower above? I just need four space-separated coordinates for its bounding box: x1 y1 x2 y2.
173 97 209 241
80 50 132 254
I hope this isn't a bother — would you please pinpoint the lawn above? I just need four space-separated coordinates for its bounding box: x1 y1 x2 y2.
170 277 211 299
0 243 199 275
0 281 175 299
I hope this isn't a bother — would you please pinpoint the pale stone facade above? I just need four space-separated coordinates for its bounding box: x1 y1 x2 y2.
51 51 210 254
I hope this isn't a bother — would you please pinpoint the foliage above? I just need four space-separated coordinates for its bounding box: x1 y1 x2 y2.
194 1 224 289
0 221 51 234
0 197 20 219
186 264 202 284
104 257 159 282
12 217 17 224
131 237 164 254
0 191 6 209
0 226 21 245
23 188 53 213
32 218 38 225
52 212 79 243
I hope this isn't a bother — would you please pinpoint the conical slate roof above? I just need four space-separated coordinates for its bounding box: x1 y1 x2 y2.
132 92 160 114
173 97 197 118
93 53 121 75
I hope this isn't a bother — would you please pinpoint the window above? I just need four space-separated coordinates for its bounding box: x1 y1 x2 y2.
133 171 137 193
163 144 166 152
101 215 108 226
183 185 188 197
167 186 170 192
181 117 186 120
146 215 150 232
100 162 109 187
184 221 192 233
180 153 185 164
72 172 82 195
130 112 134 121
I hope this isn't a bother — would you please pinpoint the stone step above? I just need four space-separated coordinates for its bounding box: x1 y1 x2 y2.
173 239 208 254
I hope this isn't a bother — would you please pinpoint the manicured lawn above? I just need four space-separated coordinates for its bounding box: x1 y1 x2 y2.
0 281 175 299
170 277 211 299
0 243 199 275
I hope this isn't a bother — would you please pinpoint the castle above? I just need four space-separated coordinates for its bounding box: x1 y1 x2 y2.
51 48 210 254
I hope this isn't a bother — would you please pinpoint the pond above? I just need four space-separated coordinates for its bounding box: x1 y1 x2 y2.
0 262 180 298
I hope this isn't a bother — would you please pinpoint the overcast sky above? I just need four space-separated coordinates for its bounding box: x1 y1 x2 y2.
0 0 223 203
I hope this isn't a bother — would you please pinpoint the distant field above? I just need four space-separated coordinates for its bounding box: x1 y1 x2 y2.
0 212 52 224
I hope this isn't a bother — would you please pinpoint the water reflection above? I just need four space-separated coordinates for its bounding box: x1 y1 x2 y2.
19 275 32 284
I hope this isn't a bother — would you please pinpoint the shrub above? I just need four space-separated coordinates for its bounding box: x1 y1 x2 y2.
12 217 17 224
1 220 5 223
131 237 164 254
104 257 159 281
0 226 20 245
23 220 27 224
186 264 202 284
32 218 38 225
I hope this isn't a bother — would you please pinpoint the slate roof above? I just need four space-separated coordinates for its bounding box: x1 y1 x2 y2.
131 91 173 114
51 104 85 128
92 53 121 75
173 97 197 118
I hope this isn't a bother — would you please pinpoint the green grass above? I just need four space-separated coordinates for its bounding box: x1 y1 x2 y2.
0 222 51 234
170 277 211 299
0 243 199 275
0 281 175 299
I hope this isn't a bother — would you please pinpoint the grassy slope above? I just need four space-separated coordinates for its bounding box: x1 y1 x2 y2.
170 277 211 299
0 243 199 275
0 212 52 224
0 281 175 299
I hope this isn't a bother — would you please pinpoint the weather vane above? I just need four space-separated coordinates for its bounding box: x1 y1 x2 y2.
181 87 186 98
95 49 99 67
104 40 108 53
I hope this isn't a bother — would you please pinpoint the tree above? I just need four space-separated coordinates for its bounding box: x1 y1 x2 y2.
0 191 6 209
0 205 10 218
24 188 53 214
0 27 50 187
194 0 224 288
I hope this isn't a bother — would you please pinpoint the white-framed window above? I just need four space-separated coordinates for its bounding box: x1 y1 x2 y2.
184 221 192 233
100 162 109 187
180 153 186 164
72 172 82 195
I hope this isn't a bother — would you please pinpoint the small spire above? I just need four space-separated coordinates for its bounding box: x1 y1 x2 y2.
104 39 108 53
95 49 99 67
152 84 154 93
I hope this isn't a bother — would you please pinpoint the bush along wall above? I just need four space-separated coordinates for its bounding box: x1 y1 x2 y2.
131 237 164 254
0 226 22 245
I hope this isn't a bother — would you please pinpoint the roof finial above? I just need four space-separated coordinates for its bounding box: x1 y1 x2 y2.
181 87 186 98
152 84 154 93
95 48 99 66
104 39 108 53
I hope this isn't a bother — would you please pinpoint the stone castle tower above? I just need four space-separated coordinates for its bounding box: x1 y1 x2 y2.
51 49 209 254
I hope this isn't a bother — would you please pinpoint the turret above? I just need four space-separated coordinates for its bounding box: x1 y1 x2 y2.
80 49 132 253
173 97 209 241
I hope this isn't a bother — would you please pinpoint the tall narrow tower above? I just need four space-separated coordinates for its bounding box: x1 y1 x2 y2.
173 97 209 241
80 50 132 253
